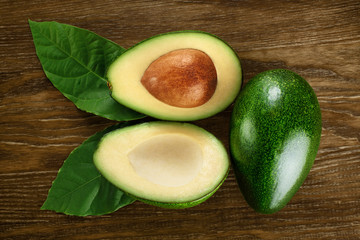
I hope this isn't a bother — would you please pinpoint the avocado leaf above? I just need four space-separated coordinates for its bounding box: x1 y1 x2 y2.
29 20 145 121
41 123 135 216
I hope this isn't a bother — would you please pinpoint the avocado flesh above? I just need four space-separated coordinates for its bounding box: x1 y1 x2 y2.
94 121 229 208
107 31 242 121
230 69 322 214
128 134 203 187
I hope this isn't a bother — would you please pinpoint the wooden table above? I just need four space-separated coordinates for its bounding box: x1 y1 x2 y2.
1 1 359 239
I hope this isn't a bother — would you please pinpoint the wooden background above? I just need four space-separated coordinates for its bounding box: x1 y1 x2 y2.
1 0 359 239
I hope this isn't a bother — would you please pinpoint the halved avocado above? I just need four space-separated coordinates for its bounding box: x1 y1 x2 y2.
107 31 242 121
93 121 229 208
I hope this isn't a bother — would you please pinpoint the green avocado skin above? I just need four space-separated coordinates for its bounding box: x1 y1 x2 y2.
131 169 229 209
230 69 322 214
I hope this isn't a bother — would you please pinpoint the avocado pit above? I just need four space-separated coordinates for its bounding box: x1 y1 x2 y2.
141 49 217 108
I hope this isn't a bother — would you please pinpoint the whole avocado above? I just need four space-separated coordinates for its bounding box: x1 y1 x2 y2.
230 69 322 214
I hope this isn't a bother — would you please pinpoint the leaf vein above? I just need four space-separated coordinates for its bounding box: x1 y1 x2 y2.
37 24 107 83
54 174 101 200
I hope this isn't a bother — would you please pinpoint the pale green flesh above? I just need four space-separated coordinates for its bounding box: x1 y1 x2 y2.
93 122 229 204
128 134 203 187
107 31 242 121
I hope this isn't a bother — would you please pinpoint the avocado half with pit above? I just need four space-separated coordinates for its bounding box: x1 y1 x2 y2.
107 31 242 121
94 121 230 208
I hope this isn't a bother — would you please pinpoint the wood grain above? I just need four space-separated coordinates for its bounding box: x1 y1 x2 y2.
1 0 359 239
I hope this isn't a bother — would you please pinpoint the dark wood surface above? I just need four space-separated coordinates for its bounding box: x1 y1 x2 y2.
1 0 359 239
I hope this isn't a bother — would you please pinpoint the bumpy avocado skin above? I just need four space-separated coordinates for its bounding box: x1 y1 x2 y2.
230 69 322 214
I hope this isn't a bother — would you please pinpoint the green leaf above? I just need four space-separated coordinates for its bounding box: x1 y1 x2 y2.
29 20 145 121
41 123 135 216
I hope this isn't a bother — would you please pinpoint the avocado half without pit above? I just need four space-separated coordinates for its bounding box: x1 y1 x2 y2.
94 121 230 208
107 31 242 121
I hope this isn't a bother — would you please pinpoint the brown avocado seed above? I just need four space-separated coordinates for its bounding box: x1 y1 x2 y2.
141 49 217 108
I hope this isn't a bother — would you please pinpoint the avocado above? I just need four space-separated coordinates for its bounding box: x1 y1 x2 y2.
230 69 322 214
107 31 242 121
94 121 229 208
